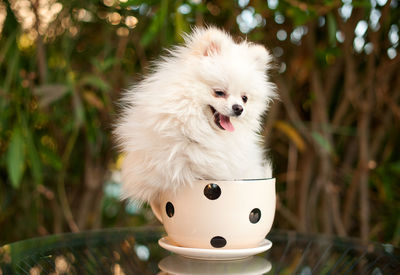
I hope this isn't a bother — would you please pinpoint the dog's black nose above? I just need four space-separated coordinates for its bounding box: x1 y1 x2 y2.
232 104 243 116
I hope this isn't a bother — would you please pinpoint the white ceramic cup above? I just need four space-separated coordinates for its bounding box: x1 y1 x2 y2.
150 178 276 249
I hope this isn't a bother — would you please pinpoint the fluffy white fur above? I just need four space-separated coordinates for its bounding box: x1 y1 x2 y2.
115 27 276 203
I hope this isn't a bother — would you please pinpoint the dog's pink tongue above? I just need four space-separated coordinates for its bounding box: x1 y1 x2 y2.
219 114 234 132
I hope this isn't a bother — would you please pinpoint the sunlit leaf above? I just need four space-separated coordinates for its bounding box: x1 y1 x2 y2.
174 1 189 42
7 127 25 188
114 153 125 170
352 0 372 8
83 90 105 110
274 121 306 152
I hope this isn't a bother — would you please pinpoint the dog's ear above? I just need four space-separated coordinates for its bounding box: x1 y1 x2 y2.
203 40 221 56
249 44 273 71
187 27 229 56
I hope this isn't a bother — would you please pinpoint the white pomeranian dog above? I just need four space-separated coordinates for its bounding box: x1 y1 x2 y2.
115 27 276 203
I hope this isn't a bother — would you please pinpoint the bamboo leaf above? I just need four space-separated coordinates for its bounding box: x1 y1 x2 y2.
3 45 19 93
83 90 105 110
140 11 161 46
140 0 168 46
311 131 333 154
327 12 337 46
33 84 69 108
23 121 43 185
7 127 25 188
92 57 118 72
72 89 85 128
174 1 189 42
389 162 400 174
274 121 306 152
0 31 17 65
80 75 111 92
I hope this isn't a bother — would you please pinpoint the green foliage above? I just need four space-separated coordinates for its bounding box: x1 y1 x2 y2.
326 13 337 46
311 131 333 154
6 127 25 188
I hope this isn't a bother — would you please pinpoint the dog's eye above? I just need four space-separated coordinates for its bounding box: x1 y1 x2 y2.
214 90 226 97
242 95 248 103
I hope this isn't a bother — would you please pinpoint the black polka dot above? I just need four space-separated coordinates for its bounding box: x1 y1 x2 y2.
165 202 174 217
210 236 226 248
203 184 221 200
249 208 261 223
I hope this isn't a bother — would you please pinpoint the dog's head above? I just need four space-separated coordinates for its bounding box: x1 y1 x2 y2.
177 27 276 133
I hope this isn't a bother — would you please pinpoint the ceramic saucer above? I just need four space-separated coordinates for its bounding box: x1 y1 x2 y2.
158 237 272 261
159 255 272 274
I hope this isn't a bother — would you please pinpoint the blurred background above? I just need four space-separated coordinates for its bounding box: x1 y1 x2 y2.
0 0 399 246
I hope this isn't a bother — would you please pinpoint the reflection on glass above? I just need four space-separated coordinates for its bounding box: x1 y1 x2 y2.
158 255 271 275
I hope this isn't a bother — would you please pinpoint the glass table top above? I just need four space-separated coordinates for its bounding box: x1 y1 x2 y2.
1 227 399 274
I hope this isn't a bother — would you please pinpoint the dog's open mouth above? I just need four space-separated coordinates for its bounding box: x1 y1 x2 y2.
209 105 235 132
